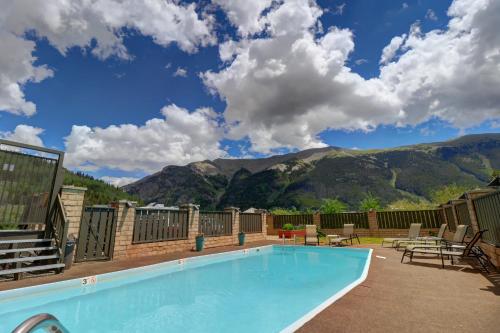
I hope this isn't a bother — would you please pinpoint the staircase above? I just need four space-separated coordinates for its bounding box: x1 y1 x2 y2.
0 234 65 280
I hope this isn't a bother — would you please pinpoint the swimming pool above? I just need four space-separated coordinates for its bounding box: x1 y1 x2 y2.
0 245 372 333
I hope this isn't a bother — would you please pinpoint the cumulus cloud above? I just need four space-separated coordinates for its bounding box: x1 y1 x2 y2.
100 176 139 187
0 0 214 115
204 0 400 153
205 0 500 153
64 104 225 173
0 124 45 146
425 9 438 21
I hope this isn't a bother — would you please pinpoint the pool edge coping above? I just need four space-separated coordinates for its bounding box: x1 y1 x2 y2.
280 247 374 333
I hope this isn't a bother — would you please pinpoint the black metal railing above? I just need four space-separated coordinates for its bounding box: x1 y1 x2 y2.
377 209 443 229
320 212 369 229
273 214 314 229
133 208 189 243
473 191 500 246
240 213 262 233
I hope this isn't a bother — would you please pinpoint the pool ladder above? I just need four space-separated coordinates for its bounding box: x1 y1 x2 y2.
11 313 69 333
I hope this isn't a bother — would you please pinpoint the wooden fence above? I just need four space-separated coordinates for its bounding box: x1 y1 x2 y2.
376 209 443 229
240 213 262 233
199 211 232 237
273 214 314 229
320 213 368 229
132 208 189 244
454 201 473 237
473 191 500 246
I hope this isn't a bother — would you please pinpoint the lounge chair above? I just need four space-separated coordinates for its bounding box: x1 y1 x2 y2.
304 225 319 246
405 225 468 251
401 230 490 270
328 224 360 246
395 224 447 249
381 223 421 248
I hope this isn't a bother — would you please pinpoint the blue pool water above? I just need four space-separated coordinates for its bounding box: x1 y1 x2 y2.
0 246 371 333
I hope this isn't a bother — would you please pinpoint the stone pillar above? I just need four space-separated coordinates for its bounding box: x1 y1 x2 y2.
225 207 240 243
60 185 87 239
261 212 268 237
181 203 200 249
367 209 378 236
111 200 137 259
312 213 321 228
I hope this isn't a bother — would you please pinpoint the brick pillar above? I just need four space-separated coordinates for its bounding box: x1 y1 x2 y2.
312 213 321 228
60 185 87 239
261 212 268 237
111 200 137 259
367 209 378 237
181 203 200 249
225 207 240 244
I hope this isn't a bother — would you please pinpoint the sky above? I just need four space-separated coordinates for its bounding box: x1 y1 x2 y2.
0 0 499 186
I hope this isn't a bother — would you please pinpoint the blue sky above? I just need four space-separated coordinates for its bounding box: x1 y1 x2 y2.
1 0 499 185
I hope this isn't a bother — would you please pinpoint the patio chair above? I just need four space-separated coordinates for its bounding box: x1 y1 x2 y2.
381 223 421 248
405 225 468 251
395 224 447 249
328 224 360 246
304 225 319 246
401 230 490 271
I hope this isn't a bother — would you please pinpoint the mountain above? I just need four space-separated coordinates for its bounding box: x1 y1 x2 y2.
123 134 500 210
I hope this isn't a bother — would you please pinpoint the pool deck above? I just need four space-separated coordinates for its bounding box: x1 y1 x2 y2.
1 241 499 332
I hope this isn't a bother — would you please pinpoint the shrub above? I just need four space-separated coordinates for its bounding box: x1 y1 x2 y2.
282 223 294 230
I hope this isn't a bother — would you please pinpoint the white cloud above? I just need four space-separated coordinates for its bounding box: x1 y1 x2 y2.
100 176 139 187
402 3 409 10
173 67 188 77
425 9 438 21
206 0 500 154
204 0 400 153
0 0 214 115
379 34 407 65
331 3 346 16
0 124 44 146
213 0 273 36
64 104 225 173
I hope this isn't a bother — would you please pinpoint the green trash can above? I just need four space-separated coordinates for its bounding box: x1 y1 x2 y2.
238 232 245 246
195 235 204 252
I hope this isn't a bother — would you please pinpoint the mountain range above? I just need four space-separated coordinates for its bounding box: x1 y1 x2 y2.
123 134 500 210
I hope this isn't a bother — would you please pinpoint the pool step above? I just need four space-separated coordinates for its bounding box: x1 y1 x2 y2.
0 254 59 265
0 263 65 276
0 246 58 255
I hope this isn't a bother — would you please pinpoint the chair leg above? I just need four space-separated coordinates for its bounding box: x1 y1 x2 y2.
409 251 414 262
401 249 407 263
356 235 360 244
441 255 445 269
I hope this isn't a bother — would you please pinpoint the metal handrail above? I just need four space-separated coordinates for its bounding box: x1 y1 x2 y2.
11 313 70 333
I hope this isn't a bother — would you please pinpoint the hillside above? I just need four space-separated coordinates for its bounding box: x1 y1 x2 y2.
64 171 141 206
123 134 500 210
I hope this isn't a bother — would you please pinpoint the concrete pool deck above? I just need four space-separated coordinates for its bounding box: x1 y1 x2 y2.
1 242 499 332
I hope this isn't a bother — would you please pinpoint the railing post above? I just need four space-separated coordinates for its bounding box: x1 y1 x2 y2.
267 214 275 235
312 213 321 228
261 212 268 237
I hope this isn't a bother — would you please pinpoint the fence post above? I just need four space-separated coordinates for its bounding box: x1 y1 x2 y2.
367 209 378 236
181 203 200 250
111 200 137 259
59 185 87 239
462 193 480 234
267 214 275 235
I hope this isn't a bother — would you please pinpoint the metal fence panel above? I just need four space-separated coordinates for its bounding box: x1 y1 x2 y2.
320 212 368 229
240 213 262 233
0 140 63 229
75 206 116 262
473 191 500 246
377 209 443 229
273 214 314 229
133 209 189 243
443 206 456 232
199 211 232 237
454 201 473 237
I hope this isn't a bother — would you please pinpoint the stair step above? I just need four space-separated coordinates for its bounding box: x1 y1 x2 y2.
0 239 52 245
0 246 58 255
0 254 59 265
0 263 65 276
